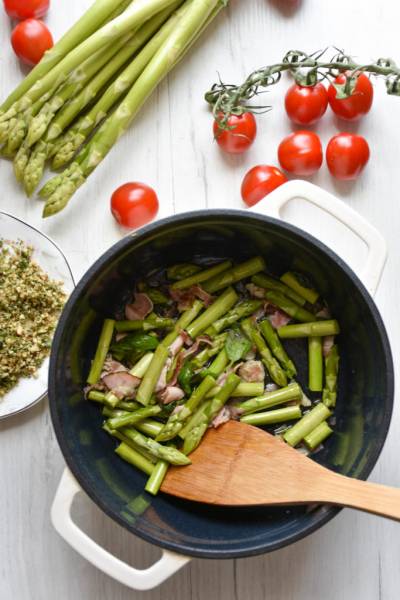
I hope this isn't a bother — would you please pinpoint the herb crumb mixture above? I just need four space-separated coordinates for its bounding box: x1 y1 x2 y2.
0 239 66 398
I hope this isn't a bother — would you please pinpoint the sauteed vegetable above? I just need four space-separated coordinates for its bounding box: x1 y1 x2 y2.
85 256 340 495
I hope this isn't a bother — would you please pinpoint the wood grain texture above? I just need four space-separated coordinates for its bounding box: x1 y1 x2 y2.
1 0 400 599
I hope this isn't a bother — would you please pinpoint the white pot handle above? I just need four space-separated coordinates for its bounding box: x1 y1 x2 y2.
51 468 191 591
254 180 387 298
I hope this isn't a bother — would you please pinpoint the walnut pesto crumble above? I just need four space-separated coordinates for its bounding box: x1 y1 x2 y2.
0 239 66 398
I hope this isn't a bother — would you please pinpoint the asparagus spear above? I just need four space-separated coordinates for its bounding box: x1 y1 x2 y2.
186 287 238 338
322 344 340 407
115 442 155 476
241 318 287 387
304 421 333 450
163 299 203 345
156 375 216 441
87 318 115 384
238 382 302 415
203 257 266 293
251 273 306 306
259 319 296 378
278 320 340 339
265 291 315 323
115 314 174 332
0 0 131 114
107 405 162 429
308 337 323 392
41 0 226 216
280 272 319 305
241 405 302 426
170 260 232 289
202 348 229 378
136 419 163 438
119 428 191 465
88 391 140 412
130 352 155 378
179 399 211 439
191 333 227 368
206 381 265 398
145 459 169 495
183 373 240 454
283 402 331 447
204 299 263 337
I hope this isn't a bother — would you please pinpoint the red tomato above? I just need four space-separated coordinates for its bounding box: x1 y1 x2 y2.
213 112 257 154
285 83 328 125
326 133 370 180
11 19 53 66
4 0 50 19
241 165 287 207
111 182 159 229
328 73 373 121
278 131 323 176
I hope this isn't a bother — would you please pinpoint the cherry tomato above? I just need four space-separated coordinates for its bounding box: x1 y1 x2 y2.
11 19 53 66
285 83 328 125
241 165 287 207
328 73 373 121
213 112 257 154
111 182 159 229
278 130 323 176
326 133 370 180
4 0 50 19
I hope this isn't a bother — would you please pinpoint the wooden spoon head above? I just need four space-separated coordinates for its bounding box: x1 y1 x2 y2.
161 420 330 506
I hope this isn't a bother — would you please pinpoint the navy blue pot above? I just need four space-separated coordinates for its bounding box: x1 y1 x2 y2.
49 210 394 559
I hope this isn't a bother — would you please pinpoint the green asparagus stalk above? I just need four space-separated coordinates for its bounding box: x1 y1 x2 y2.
163 299 204 345
280 272 319 305
0 0 131 114
204 299 263 337
41 0 226 217
191 333 227 368
179 399 210 439
238 382 302 415
136 419 163 438
115 442 155 476
204 256 266 293
202 348 229 378
88 391 140 411
117 400 142 411
186 287 238 338
206 381 265 398
241 405 302 426
241 318 287 387
87 390 108 404
278 320 340 339
119 427 191 465
170 260 232 289
308 337 323 392
104 422 159 464
130 352 155 378
87 318 115 384
251 273 306 306
135 344 169 406
183 373 240 454
145 458 169 495
22 141 48 196
303 421 333 450
259 319 296 378
283 402 332 447
265 291 315 323
156 375 216 441
115 314 174 332
322 344 340 407
107 405 162 429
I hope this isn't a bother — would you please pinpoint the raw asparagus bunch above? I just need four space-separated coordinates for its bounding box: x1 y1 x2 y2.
0 0 228 218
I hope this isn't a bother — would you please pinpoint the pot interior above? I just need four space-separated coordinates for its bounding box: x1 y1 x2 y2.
49 212 393 558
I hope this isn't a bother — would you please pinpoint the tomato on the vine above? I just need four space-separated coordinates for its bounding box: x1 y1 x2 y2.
285 83 328 125
241 165 287 207
328 73 373 121
4 0 50 19
326 133 370 180
278 130 323 176
213 112 257 154
11 19 53 66
111 182 159 229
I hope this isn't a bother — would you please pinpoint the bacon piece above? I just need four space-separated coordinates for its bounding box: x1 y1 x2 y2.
191 285 214 306
155 358 172 392
158 386 185 405
169 351 186 387
316 306 331 319
169 335 184 357
265 382 278 392
84 382 105 396
211 406 232 428
322 335 335 357
169 285 214 311
101 357 128 378
125 293 153 320
268 309 291 329
246 283 266 299
102 372 140 399
180 329 193 346
239 360 265 383
216 362 243 386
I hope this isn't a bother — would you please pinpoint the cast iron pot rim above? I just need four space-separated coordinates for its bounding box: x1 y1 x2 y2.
49 209 394 560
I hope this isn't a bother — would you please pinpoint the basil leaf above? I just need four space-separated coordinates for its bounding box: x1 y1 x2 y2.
225 327 252 362
178 360 194 395
111 333 158 361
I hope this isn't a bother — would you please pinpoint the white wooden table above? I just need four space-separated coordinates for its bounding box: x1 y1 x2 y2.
1 0 400 598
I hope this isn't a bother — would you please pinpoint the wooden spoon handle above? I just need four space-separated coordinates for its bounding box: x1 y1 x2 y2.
319 473 400 521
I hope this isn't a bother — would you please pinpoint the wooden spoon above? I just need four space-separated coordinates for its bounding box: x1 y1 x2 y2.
161 421 400 520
